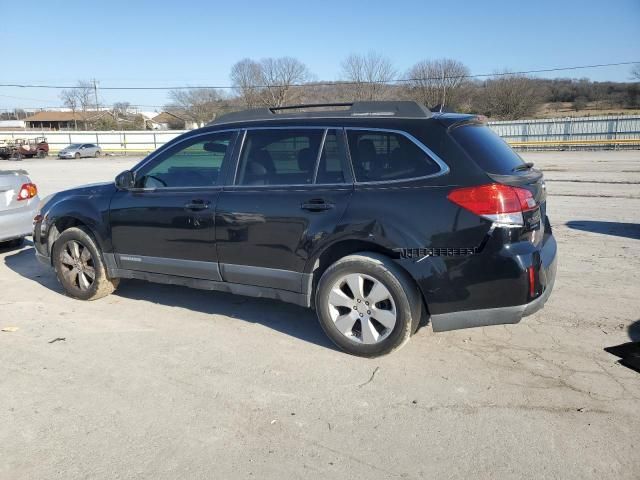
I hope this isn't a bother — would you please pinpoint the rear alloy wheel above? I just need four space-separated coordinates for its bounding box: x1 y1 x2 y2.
316 253 422 357
95 150 100 157
328 273 397 345
52 227 119 300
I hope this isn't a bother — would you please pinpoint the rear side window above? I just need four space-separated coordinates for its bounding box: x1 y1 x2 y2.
346 130 441 182
236 129 324 186
451 124 525 174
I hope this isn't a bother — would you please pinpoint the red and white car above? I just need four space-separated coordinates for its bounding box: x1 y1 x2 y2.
0 169 39 248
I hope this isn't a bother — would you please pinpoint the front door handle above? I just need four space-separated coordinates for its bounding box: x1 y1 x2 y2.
301 199 334 211
184 200 210 211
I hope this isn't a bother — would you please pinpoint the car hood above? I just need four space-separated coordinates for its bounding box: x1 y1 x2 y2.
43 181 115 209
62 181 114 196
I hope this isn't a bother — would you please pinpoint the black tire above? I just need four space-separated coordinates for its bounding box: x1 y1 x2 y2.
52 227 119 301
13 153 22 161
37 150 47 158
74 152 80 159
0 237 25 249
95 150 100 157
315 252 422 357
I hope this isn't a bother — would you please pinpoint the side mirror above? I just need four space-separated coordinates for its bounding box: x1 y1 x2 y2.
115 170 135 190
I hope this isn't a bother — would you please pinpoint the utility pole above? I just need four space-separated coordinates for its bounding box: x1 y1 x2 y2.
92 78 99 111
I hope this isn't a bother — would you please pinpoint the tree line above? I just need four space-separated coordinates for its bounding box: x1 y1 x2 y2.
2 55 638 127
167 54 640 125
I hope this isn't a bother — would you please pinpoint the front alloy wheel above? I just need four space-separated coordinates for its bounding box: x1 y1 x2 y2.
59 240 96 291
52 227 119 300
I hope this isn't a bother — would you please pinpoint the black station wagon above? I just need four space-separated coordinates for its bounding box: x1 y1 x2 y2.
34 101 557 356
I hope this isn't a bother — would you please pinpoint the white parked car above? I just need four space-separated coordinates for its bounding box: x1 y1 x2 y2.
58 143 101 159
0 169 39 248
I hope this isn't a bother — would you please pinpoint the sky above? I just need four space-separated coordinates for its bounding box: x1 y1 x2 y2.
0 0 638 111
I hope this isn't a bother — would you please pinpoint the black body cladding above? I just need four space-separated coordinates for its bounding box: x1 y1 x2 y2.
34 102 557 333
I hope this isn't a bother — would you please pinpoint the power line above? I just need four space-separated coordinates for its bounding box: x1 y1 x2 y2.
0 104 167 112
0 61 637 91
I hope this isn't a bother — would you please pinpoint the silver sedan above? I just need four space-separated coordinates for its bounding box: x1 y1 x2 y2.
0 169 39 248
58 143 102 159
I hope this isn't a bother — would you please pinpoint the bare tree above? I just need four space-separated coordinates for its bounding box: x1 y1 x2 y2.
75 81 95 114
340 52 396 100
632 64 640 81
230 57 312 108
113 102 131 117
168 88 225 126
257 57 311 107
405 59 470 110
111 102 131 129
477 74 541 120
230 58 263 108
59 89 79 130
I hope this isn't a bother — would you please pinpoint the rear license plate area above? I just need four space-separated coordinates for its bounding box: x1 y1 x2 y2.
523 207 542 232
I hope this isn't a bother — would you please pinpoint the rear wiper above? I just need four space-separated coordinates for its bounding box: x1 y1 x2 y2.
512 162 534 172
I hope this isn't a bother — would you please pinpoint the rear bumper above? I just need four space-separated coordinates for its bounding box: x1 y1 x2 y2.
0 199 38 242
428 233 557 332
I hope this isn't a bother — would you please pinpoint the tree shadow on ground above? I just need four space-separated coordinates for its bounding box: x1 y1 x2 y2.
628 320 640 342
604 321 640 374
4 246 338 352
565 221 640 240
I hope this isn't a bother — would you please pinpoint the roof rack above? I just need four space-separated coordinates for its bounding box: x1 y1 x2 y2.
210 101 432 125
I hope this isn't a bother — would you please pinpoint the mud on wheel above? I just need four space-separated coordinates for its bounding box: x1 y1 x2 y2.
52 227 119 300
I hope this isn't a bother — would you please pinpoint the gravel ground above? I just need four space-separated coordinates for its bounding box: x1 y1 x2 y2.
0 151 639 479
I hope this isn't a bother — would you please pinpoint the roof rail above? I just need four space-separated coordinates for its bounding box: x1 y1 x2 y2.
210 101 432 125
270 102 353 111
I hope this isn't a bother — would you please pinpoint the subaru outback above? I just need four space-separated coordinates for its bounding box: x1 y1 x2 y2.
33 101 557 357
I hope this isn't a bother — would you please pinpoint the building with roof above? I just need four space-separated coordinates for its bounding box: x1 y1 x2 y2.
151 111 198 130
23 110 114 130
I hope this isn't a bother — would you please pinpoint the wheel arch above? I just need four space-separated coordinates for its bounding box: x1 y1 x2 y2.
46 213 107 260
306 239 429 318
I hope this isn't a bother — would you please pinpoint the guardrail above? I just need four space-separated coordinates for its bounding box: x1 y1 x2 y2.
1 114 639 154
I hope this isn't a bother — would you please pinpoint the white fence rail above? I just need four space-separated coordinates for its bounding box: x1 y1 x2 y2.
0 130 187 154
1 114 639 154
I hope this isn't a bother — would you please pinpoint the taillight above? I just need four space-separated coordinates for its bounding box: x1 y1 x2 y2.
528 266 536 297
447 183 536 227
17 183 38 201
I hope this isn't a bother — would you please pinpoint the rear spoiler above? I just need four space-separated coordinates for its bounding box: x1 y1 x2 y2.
436 115 488 131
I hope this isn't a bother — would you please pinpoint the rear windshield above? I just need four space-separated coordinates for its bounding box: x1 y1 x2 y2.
451 124 525 174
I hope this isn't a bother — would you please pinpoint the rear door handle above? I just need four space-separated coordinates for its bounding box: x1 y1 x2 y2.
301 199 334 211
184 200 210 211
